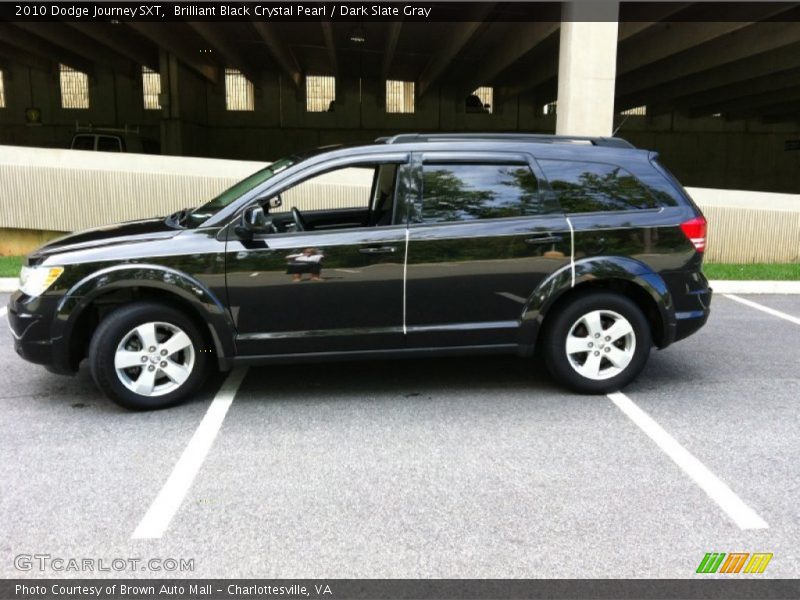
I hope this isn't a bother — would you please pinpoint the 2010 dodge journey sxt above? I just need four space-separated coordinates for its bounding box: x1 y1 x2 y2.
8 133 712 410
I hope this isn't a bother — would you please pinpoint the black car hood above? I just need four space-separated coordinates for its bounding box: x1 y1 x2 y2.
29 218 180 262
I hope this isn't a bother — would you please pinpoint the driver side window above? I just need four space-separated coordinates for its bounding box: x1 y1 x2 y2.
263 163 402 233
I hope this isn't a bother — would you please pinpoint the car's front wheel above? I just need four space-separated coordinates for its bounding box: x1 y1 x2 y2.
89 302 209 410
542 291 652 394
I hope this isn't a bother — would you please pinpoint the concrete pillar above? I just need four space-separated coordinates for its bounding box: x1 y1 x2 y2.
159 50 182 155
556 2 619 137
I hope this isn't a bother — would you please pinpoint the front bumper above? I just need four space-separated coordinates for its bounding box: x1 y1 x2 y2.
7 292 74 374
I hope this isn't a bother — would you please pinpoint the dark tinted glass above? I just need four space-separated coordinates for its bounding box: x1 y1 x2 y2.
421 163 542 223
97 136 123 152
539 160 659 213
71 135 94 151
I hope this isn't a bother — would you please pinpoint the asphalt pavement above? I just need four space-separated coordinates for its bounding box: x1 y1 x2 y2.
1 293 798 578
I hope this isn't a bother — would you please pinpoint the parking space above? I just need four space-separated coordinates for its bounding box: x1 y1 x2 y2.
1 293 798 578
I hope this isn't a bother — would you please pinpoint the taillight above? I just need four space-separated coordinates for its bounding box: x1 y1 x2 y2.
680 216 707 252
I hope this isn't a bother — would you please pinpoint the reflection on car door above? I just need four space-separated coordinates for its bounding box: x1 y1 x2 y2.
404 153 572 348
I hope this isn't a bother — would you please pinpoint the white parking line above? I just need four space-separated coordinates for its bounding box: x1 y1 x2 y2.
0 306 7 318
723 293 800 326
607 391 768 530
132 367 248 539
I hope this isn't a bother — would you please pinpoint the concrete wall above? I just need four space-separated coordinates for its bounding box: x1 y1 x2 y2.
620 114 800 194
1 146 797 263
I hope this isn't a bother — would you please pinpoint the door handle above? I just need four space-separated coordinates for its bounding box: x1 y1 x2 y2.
359 246 397 255
524 235 563 245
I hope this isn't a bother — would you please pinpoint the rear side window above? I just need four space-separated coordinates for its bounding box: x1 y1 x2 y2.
538 159 659 213
421 163 543 223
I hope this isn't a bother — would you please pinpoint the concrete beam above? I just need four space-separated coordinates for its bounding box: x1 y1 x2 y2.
67 23 158 71
188 22 260 82
618 5 794 75
459 21 559 96
418 6 492 97
618 41 800 111
251 22 302 88
320 22 338 76
128 23 218 84
617 3 691 40
761 109 800 124
617 20 800 97
696 85 800 119
15 22 133 75
556 3 620 136
0 23 94 76
381 22 403 82
728 99 800 121
0 40 52 73
673 69 800 116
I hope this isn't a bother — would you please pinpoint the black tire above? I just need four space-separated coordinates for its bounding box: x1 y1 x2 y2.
542 291 652 394
88 301 210 410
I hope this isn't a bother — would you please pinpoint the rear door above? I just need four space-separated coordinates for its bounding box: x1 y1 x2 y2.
404 151 572 348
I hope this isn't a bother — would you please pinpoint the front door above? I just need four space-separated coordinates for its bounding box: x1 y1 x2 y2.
404 152 572 348
226 161 409 356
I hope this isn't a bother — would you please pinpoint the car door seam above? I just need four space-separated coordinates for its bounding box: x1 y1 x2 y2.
403 227 410 335
566 216 575 287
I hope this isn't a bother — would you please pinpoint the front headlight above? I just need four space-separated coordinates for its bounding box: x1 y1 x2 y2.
19 265 64 297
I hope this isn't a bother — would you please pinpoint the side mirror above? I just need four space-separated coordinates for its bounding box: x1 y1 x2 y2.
234 205 266 239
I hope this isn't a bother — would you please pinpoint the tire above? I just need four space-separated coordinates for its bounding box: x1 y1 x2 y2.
88 301 209 410
542 291 652 394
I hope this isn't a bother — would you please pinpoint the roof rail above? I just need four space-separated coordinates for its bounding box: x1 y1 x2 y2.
375 133 635 149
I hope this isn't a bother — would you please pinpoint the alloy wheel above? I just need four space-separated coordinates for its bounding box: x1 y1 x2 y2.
565 309 636 381
113 321 196 397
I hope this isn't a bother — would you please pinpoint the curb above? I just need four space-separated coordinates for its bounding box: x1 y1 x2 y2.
2 277 799 294
708 280 800 294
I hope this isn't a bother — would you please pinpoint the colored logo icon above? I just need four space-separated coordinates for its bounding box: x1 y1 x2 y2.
696 552 773 574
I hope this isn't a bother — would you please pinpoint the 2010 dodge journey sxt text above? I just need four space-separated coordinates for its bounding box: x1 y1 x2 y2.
8 133 712 410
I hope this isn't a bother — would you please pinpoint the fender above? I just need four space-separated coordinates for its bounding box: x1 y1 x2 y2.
51 264 236 370
519 256 676 349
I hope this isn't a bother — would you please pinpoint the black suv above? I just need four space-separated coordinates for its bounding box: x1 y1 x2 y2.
8 133 711 410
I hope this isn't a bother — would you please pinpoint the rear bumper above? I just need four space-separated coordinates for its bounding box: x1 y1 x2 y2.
670 271 713 343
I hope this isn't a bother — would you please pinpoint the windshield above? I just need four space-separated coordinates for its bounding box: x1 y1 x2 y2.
185 157 296 227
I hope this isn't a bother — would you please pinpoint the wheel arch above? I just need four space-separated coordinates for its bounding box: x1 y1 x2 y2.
522 256 676 349
53 264 235 371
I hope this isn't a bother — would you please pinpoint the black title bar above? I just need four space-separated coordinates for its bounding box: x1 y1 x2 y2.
2 2 800 22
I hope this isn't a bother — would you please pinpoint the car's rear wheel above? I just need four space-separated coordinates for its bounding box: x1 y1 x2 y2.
89 302 209 410
542 291 652 394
